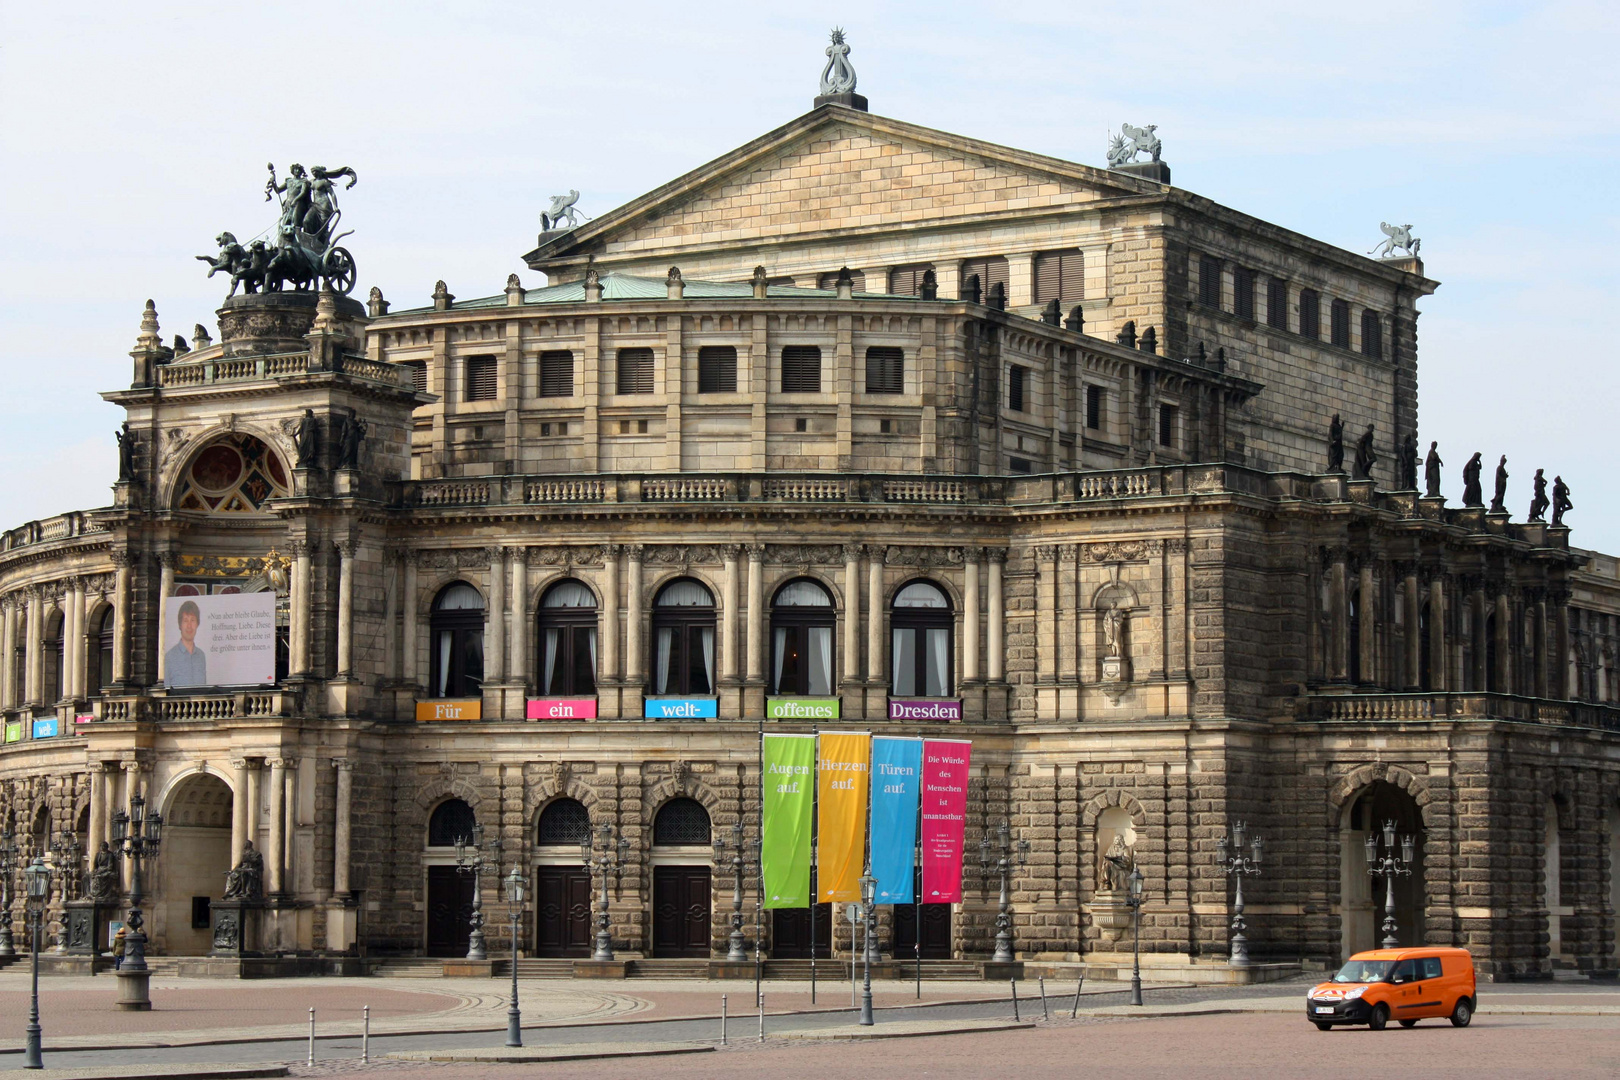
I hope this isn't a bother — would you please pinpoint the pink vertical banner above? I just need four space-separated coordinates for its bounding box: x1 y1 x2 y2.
920 739 972 903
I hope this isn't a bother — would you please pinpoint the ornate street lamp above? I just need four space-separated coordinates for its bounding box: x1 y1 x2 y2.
977 820 1029 964
580 823 630 962
712 820 755 963
1217 821 1263 967
454 822 500 961
1365 820 1415 949
0 828 19 958
23 855 51 1069
1126 865 1145 1006
857 871 877 1026
110 792 163 1011
503 865 526 1048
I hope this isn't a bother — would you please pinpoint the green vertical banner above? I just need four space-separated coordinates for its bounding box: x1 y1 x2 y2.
761 734 816 908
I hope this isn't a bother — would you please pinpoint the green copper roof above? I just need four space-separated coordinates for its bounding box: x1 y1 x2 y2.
390 272 941 314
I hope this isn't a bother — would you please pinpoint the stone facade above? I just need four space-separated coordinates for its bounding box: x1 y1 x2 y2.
0 102 1613 981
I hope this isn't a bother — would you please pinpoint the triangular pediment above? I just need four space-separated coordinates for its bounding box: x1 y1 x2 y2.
526 106 1159 268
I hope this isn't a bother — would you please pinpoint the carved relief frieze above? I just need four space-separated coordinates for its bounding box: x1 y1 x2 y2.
1079 540 1163 563
764 544 844 566
884 546 964 567
525 545 605 568
644 545 720 566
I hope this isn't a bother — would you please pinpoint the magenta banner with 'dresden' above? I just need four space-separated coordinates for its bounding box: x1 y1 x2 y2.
920 739 972 903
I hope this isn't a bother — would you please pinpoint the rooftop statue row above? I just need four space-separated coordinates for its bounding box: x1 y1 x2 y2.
197 163 360 297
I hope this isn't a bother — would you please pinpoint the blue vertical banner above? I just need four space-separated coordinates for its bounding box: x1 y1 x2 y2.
868 736 923 903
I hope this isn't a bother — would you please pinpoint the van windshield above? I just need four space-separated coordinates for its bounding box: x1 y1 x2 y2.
1333 959 1396 983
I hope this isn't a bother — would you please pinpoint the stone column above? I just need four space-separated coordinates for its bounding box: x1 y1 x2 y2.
1 598 14 708
401 557 419 686
72 580 90 699
230 759 251 864
1037 546 1058 684
335 540 357 677
1328 552 1348 682
510 548 528 692
988 550 1006 682
843 545 861 687
121 761 143 892
1405 571 1422 689
266 758 287 895
155 554 176 684
112 553 132 685
332 760 353 897
291 541 312 677
1471 586 1488 691
87 764 107 857
25 589 41 705
722 547 740 682
746 545 765 682
625 545 644 684
486 548 507 684
1429 578 1447 691
1358 564 1376 684
1534 594 1550 699
1496 593 1512 693
963 551 982 682
601 545 621 681
866 548 884 685
245 759 262 849
382 550 399 681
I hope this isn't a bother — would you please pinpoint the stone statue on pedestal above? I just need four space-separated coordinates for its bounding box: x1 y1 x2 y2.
1424 441 1444 498
223 841 265 901
1101 834 1135 891
1398 433 1419 490
1528 469 1549 521
86 842 118 903
1354 424 1377 481
1552 476 1573 526
1462 453 1484 507
1327 414 1345 474
1490 456 1509 513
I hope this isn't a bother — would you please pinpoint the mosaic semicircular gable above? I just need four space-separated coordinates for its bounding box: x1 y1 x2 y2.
176 434 290 513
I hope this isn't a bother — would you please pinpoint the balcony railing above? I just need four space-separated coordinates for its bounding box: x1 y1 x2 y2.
1301 691 1620 733
155 351 413 390
0 511 103 553
92 691 297 723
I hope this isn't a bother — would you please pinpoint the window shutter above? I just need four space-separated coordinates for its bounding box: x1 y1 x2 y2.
864 346 904 394
1086 385 1103 430
1299 290 1320 339
781 346 822 393
1331 299 1351 347
816 269 866 291
1199 255 1222 308
1033 250 1084 305
887 263 934 296
1267 277 1288 329
1234 268 1255 321
1159 404 1178 448
698 346 738 393
405 361 428 395
464 355 497 401
959 256 1009 299
1361 310 1383 359
1008 365 1027 412
616 347 655 394
539 350 574 397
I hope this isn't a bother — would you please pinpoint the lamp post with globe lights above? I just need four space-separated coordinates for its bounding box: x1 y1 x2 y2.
1366 820 1415 949
110 792 163 1011
1217 821 1263 966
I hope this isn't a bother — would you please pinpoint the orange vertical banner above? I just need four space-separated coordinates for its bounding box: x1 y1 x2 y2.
816 731 871 903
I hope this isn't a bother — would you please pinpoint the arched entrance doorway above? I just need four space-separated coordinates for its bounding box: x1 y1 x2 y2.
424 799 478 957
161 772 234 954
1340 780 1425 958
651 798 711 958
533 798 591 957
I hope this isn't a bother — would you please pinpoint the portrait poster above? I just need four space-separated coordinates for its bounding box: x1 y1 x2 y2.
162 593 276 688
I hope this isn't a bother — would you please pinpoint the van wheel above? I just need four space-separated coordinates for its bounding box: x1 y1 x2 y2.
1399 1019 1417 1028
1368 1003 1389 1031
1313 1021 1332 1032
1450 998 1473 1028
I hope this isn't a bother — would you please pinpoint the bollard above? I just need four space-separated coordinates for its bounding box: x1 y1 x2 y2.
721 994 728 1046
1039 976 1049 1020
1010 979 1020 1022
362 1005 370 1063
307 1008 315 1066
758 991 765 1043
1070 971 1085 1019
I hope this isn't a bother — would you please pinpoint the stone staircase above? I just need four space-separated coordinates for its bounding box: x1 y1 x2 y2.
369 957 446 978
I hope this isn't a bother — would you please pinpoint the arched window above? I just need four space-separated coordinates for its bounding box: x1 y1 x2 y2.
1485 612 1499 692
536 798 591 846
430 583 484 699
175 433 291 513
91 607 115 696
1348 588 1362 684
537 580 597 696
427 798 477 847
651 580 715 696
1419 602 1433 691
653 797 711 846
44 611 64 703
891 581 952 697
771 579 834 696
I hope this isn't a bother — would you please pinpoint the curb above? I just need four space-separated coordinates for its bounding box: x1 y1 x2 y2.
386 1042 713 1063
17 1067 287 1080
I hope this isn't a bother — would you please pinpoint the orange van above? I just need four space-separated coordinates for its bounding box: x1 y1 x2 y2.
1305 947 1476 1031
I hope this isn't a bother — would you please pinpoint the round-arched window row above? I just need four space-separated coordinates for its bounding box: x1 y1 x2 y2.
652 579 715 696
771 578 834 696
538 580 597 696
891 580 953 697
431 583 485 699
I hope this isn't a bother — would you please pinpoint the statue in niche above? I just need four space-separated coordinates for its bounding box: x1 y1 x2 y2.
1462 453 1484 507
1327 414 1345 474
293 409 318 468
1354 424 1377 480
223 841 265 901
1490 455 1509 513
1528 468 1549 521
335 409 367 470
1552 476 1573 526
86 841 118 903
116 423 135 482
1424 441 1444 498
1101 601 1124 658
1398 433 1420 490
1101 833 1135 891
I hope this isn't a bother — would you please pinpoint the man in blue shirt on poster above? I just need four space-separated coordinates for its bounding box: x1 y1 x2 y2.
166 600 209 687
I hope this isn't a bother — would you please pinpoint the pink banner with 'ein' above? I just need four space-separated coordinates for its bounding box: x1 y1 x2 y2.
920 739 972 903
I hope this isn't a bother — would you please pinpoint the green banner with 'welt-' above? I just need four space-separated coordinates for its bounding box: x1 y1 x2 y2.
760 734 815 909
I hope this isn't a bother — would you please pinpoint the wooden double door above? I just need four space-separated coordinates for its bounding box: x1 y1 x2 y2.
893 871 952 959
426 866 475 957
652 865 712 957
534 866 592 957
772 903 833 958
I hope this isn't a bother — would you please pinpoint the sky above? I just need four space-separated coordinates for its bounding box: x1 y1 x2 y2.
2 2 1617 549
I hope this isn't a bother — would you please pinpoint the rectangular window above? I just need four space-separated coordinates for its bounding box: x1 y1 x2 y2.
864 346 904 394
958 256 1009 301
1298 289 1320 339
1086 385 1104 430
887 263 935 296
615 347 655 394
1033 249 1085 305
816 269 866 291
539 350 574 397
1267 277 1288 330
404 361 428 396
464 355 497 402
1330 298 1351 347
1361 310 1384 359
1199 255 1222 308
192 896 212 930
1008 365 1028 412
1233 268 1255 321
1008 457 1032 474
1159 403 1178 448
697 345 737 393
780 345 822 393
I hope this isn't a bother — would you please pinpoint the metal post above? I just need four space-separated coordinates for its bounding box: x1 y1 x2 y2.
859 897 874 1026
307 1008 315 1066
1130 900 1143 1007
506 906 522 1047
757 990 764 1043
1038 976 1048 1020
1383 870 1399 949
1366 820 1412 950
1010 978 1019 1021
1070 973 1084 1018
24 899 42 1069
1220 821 1262 967
362 1006 369 1063
721 994 728 1045
1231 870 1248 966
